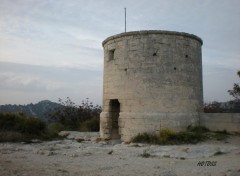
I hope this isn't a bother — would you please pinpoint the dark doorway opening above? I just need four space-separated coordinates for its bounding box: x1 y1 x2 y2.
109 99 120 139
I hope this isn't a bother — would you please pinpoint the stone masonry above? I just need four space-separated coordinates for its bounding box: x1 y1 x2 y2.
100 30 203 142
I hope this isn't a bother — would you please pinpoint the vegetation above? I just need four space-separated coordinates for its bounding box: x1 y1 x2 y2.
79 117 100 132
214 151 225 156
204 101 226 113
0 112 61 142
132 132 159 144
132 126 230 145
204 70 240 113
0 97 101 142
212 130 230 141
228 70 240 101
46 97 101 131
204 101 240 113
140 150 153 158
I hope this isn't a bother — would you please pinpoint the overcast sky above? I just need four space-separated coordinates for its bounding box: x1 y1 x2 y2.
0 0 239 105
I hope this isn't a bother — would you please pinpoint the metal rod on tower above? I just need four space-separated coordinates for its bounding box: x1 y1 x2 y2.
124 8 126 32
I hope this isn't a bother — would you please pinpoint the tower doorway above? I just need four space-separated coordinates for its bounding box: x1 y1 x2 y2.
109 99 120 139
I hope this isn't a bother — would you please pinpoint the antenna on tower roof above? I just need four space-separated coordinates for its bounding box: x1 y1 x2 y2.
124 8 126 32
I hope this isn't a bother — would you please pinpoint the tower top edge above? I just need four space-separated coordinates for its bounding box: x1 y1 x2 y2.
102 30 203 46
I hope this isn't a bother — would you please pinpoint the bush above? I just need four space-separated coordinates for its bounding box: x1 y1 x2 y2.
170 131 206 144
0 113 60 142
140 150 153 158
0 131 25 142
159 129 175 144
187 125 210 133
79 117 99 132
46 97 101 130
132 133 159 144
204 101 240 113
0 113 47 135
48 123 65 133
20 117 47 135
212 130 230 141
44 123 66 139
132 127 210 145
0 113 23 131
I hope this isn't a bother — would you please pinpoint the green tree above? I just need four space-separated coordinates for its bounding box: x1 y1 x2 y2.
228 70 240 101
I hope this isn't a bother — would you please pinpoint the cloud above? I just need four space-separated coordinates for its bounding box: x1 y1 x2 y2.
0 0 105 68
0 72 47 92
0 62 102 105
203 65 239 102
0 0 239 105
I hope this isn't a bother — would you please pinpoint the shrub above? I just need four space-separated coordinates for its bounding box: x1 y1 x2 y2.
159 129 175 144
132 127 210 145
46 97 101 130
0 113 47 135
20 117 47 135
214 151 225 156
204 101 240 113
79 117 99 132
187 125 210 133
140 150 152 158
132 133 159 144
170 131 204 144
0 131 25 142
48 123 65 132
0 113 23 131
0 112 59 142
44 123 66 139
212 130 229 141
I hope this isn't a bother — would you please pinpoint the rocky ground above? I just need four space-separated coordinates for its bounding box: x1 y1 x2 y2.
0 132 240 176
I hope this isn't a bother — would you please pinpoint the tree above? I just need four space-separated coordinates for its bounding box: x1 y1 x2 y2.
46 97 101 130
228 71 240 101
204 101 224 113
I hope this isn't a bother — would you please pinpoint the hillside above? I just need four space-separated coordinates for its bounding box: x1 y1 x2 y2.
0 100 62 120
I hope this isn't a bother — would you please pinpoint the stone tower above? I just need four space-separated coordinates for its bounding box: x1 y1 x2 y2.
100 30 203 142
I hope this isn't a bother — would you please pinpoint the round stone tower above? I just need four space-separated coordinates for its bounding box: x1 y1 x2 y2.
100 30 203 142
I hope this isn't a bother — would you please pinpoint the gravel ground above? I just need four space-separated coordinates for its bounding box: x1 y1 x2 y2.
0 132 240 176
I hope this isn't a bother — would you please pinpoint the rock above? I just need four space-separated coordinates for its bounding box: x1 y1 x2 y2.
63 146 71 149
181 147 190 153
108 150 113 155
108 139 121 145
161 170 177 176
129 143 142 147
75 137 85 143
35 150 44 155
60 131 100 141
83 136 91 141
83 152 92 156
90 137 98 142
35 149 55 156
58 131 70 138
46 151 54 156
31 139 41 143
98 141 107 145
69 153 78 157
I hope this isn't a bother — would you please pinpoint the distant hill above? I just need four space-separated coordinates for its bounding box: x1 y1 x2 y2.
0 100 62 121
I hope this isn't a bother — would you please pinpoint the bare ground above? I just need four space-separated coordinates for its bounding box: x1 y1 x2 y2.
0 132 240 176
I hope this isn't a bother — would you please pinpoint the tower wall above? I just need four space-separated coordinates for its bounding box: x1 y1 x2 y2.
100 30 203 142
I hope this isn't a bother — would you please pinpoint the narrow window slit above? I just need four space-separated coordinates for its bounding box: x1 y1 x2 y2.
109 49 115 61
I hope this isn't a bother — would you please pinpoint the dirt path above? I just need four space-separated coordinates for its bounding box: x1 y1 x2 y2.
0 133 240 176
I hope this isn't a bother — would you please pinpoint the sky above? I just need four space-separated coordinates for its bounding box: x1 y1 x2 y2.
0 0 239 105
